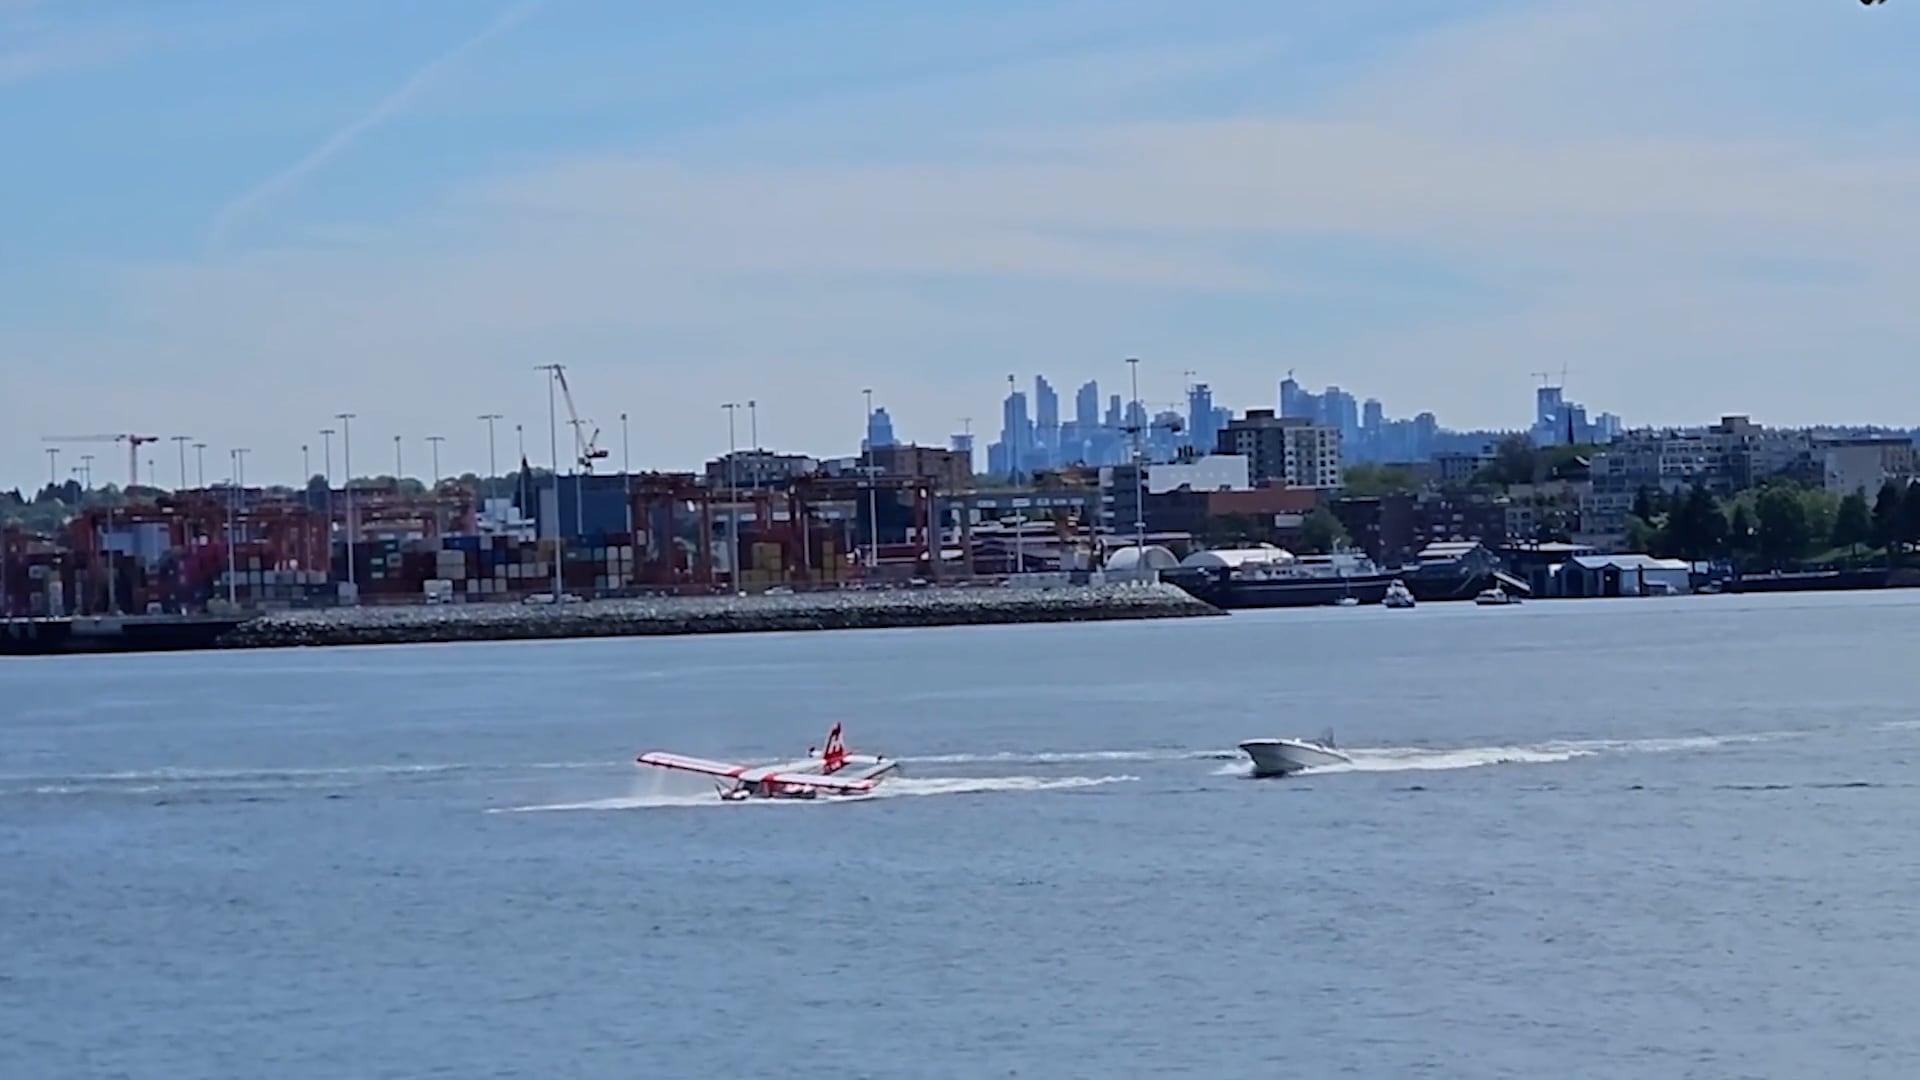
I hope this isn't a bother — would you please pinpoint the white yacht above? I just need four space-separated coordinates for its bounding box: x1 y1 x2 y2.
1238 734 1353 777
1383 580 1416 608
1474 586 1521 606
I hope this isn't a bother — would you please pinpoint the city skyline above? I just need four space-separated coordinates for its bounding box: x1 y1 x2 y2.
5 0 1919 489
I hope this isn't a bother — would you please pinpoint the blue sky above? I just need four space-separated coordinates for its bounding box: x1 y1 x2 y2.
3 0 1917 488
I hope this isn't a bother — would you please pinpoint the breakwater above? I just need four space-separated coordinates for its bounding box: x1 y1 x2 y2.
213 583 1223 650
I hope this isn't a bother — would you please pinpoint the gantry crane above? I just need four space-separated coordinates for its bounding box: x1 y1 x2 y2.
42 433 159 489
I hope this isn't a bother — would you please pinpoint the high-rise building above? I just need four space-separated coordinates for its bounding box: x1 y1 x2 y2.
1033 375 1060 469
1187 382 1219 457
864 406 897 451
949 432 976 473
1214 410 1343 489
1075 381 1100 430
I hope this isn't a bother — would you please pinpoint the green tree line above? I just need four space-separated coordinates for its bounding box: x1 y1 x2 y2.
1629 478 1920 568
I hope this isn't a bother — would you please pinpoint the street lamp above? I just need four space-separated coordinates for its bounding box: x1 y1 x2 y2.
336 413 357 595
861 389 878 572
393 434 403 481
536 364 564 599
1127 356 1147 565
193 443 206 488
172 435 191 491
478 414 503 502
620 411 632 535
722 402 740 586
426 435 444 487
319 427 335 578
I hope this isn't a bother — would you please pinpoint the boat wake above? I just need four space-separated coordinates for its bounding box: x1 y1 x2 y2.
1215 731 1803 777
899 749 1235 765
491 773 1139 813
2 759 608 799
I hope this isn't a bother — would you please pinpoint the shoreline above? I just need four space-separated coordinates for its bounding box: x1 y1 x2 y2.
2 583 1224 656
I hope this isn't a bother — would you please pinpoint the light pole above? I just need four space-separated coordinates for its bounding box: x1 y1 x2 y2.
747 398 759 502
172 435 191 491
566 418 586 539
426 435 444 487
319 427 335 577
536 365 564 599
478 414 503 502
515 423 527 513
193 443 206 488
393 434 403 482
620 411 632 535
336 413 356 594
861 390 880 571
1127 356 1147 563
722 402 740 587
225 450 240 606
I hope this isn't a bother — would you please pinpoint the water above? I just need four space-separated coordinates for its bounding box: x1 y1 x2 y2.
4 591 1919 1078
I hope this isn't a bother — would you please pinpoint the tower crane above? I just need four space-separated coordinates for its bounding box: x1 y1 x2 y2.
42 433 159 489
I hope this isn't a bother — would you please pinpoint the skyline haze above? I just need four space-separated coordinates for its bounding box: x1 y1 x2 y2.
3 0 1917 489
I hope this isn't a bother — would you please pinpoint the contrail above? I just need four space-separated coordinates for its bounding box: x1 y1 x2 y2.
208 0 545 247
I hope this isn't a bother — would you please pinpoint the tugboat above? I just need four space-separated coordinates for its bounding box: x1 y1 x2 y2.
1382 579 1416 609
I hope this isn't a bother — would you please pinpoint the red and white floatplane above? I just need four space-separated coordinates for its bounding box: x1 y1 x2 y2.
636 723 899 801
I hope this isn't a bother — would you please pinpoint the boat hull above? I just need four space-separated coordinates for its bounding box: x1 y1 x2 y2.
1239 739 1353 777
1163 570 1398 609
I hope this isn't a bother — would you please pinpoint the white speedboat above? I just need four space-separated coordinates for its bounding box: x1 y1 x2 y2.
1383 580 1415 608
1238 735 1353 777
1474 586 1520 606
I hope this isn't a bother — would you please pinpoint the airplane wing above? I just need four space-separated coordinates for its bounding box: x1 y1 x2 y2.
754 769 878 794
635 751 749 778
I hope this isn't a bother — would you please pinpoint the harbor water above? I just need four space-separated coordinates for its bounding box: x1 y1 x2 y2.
4 591 1919 1078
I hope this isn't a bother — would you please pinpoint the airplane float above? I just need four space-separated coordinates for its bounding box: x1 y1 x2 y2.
636 723 899 801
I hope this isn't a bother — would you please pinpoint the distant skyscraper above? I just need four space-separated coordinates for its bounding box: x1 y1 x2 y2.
950 432 975 473
998 380 1032 479
1105 394 1123 429
1187 382 1218 455
1034 375 1060 468
1075 381 1100 429
864 407 897 451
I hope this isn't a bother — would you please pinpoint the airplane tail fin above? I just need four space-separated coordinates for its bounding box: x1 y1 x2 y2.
822 722 847 773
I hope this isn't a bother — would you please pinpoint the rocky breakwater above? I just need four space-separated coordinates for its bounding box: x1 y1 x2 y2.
217 583 1224 649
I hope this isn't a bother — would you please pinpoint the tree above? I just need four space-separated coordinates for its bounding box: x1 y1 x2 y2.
1873 479 1904 552
1832 491 1873 557
1342 463 1419 497
1726 502 1755 561
1754 485 1812 568
1631 486 1658 523
1298 507 1349 554
1485 434 1538 487
1902 480 1920 557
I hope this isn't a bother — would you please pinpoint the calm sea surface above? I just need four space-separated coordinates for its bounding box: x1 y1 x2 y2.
4 592 1919 1079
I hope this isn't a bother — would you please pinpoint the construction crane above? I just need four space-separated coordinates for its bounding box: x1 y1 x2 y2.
42 433 159 489
539 364 609 473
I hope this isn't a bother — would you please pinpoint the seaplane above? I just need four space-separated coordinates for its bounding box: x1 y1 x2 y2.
635 723 900 802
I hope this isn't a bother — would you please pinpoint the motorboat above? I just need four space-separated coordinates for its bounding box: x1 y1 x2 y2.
1383 580 1416 609
1474 586 1521 606
1238 734 1353 777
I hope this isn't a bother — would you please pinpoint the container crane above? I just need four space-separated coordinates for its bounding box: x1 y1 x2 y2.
42 433 159 489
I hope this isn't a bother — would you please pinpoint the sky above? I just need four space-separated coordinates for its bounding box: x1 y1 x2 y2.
3 0 1918 490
